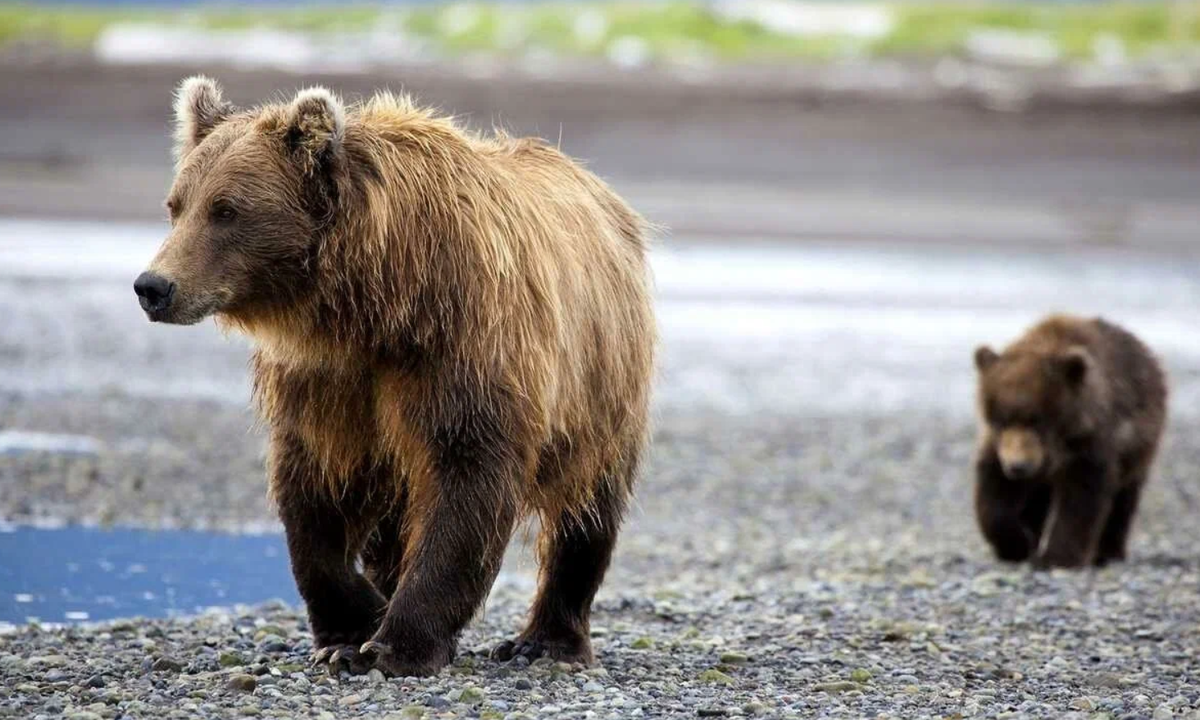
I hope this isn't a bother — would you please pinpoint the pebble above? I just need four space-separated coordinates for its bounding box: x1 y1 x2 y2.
150 657 184 673
228 674 258 693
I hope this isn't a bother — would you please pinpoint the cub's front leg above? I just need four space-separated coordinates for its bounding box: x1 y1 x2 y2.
1034 455 1114 570
271 432 388 673
975 450 1048 562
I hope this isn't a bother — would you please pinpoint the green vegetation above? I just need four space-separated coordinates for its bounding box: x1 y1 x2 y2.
0 1 1196 62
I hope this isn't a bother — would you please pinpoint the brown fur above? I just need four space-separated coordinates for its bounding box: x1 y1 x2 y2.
972 314 1166 569
139 77 656 676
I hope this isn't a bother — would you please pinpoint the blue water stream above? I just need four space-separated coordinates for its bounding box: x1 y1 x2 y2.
0 526 300 625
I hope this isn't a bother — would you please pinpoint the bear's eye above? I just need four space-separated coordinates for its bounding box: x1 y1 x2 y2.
211 201 238 223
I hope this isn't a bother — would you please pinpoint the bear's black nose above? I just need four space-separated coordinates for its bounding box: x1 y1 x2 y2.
134 271 175 313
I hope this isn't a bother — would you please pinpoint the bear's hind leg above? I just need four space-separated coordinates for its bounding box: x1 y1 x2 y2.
361 483 412 599
1095 479 1144 567
493 454 633 666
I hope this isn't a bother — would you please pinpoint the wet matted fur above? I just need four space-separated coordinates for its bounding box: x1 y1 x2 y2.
141 76 656 676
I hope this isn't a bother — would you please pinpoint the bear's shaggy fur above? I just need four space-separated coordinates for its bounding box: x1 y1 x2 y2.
139 77 656 676
973 314 1166 569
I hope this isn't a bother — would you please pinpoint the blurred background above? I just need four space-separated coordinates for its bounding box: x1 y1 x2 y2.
3 0 1200 633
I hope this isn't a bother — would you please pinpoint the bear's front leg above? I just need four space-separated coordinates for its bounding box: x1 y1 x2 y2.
359 410 522 677
272 434 388 673
1035 456 1114 570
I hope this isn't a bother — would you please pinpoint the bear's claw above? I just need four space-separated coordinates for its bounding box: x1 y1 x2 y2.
491 637 592 666
311 644 371 675
491 639 547 662
357 640 414 678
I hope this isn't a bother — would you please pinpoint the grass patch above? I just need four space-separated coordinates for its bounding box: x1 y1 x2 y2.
877 2 1197 58
0 1 1196 62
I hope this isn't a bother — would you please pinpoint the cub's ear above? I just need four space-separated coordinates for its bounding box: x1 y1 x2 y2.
283 87 346 172
173 75 234 162
1055 347 1090 386
974 345 999 372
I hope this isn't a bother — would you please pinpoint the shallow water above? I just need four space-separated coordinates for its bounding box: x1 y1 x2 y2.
0 526 298 626
5 218 1200 417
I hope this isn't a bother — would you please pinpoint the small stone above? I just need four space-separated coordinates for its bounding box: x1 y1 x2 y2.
365 668 386 685
814 681 860 693
44 669 69 682
65 712 103 720
850 668 872 683
228 674 258 693
401 707 426 719
719 651 749 664
84 674 105 689
630 637 654 650
743 702 768 716
582 681 604 692
698 669 735 685
1091 673 1124 689
151 657 184 673
1070 698 1095 711
339 693 366 707
426 696 450 709
514 678 534 690
1154 706 1174 720
460 686 486 704
698 710 727 717
218 651 244 668
256 635 290 653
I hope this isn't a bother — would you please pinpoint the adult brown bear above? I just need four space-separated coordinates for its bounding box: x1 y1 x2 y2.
973 315 1165 569
135 77 656 677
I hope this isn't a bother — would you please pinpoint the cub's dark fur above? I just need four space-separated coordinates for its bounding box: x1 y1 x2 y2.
973 315 1166 569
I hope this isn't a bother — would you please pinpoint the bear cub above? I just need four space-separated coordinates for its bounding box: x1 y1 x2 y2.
973 314 1166 569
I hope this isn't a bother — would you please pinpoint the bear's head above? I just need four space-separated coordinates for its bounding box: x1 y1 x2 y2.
135 76 346 325
973 342 1101 481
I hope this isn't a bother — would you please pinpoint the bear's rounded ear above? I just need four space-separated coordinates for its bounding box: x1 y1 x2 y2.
1056 347 1090 386
173 75 235 162
974 345 999 372
283 87 346 171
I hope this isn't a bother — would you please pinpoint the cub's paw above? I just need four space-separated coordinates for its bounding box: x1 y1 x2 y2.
491 635 593 666
311 644 372 675
357 640 449 678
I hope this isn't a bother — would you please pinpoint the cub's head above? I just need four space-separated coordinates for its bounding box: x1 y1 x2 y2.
973 343 1098 480
135 76 346 325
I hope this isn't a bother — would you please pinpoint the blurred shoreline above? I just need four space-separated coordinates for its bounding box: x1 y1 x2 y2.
3 54 1200 251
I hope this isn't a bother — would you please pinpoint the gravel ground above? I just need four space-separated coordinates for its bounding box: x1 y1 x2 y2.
3 406 1200 719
